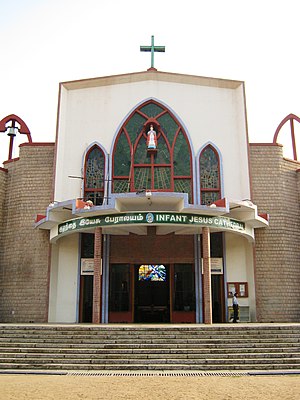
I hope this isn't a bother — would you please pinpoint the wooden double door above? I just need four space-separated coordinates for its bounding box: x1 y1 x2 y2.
109 263 196 323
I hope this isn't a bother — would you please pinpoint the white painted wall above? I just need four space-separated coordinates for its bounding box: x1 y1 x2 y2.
48 234 79 323
54 74 250 203
225 232 256 320
48 243 58 322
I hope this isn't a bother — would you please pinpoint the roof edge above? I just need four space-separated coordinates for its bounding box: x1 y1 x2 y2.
60 70 244 91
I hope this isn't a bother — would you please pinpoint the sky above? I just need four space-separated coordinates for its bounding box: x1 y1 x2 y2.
1 0 300 163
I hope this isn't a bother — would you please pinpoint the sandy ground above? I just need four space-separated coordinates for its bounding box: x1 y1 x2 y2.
0 373 300 400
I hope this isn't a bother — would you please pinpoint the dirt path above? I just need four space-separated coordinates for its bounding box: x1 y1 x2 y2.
0 373 300 399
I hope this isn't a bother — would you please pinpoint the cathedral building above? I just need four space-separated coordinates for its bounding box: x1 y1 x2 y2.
0 65 299 324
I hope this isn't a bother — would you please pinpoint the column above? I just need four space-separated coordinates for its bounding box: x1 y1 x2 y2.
92 227 102 323
202 227 212 324
101 234 110 323
194 234 203 323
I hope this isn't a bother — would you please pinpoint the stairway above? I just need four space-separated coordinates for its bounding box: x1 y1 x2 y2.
0 324 299 372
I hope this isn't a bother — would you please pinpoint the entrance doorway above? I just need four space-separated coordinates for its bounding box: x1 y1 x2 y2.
79 233 94 323
211 274 224 323
134 264 170 323
79 275 93 322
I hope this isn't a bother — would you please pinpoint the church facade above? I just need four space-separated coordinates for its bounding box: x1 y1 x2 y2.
0 69 299 324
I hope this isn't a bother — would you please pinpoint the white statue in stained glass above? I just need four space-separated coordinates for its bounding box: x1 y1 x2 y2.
147 124 157 149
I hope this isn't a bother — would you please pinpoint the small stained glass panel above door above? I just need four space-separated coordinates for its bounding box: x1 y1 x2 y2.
138 265 166 281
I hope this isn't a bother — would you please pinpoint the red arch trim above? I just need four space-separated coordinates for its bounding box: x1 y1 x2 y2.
0 114 32 142
273 113 300 161
273 113 300 142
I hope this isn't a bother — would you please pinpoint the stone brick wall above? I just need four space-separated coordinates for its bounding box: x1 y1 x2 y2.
0 168 8 273
250 143 300 322
0 143 55 322
110 227 194 264
297 168 300 202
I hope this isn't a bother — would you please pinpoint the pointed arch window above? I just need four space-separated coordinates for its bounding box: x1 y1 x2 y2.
112 100 193 202
84 145 105 205
199 145 221 205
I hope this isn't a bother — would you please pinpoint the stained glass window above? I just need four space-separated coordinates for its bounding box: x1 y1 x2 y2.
173 131 191 176
139 265 166 281
174 179 192 202
113 132 131 176
112 100 193 202
85 192 104 205
154 135 170 164
157 113 178 145
154 167 171 189
201 191 220 205
84 146 105 205
85 147 104 188
125 114 146 144
140 103 164 118
134 137 151 164
113 179 130 193
199 145 221 205
134 167 151 191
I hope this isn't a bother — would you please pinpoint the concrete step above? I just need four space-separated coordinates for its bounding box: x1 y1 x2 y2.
0 362 299 371
0 339 300 349
0 338 299 348
1 343 299 354
0 352 299 361
0 334 293 341
1 327 299 334
0 345 299 354
0 324 299 372
1 333 299 342
0 356 300 366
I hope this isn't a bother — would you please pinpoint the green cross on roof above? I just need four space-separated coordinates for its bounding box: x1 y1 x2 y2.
140 35 165 69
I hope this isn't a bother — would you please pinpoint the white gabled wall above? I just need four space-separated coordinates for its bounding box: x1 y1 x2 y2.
54 74 250 203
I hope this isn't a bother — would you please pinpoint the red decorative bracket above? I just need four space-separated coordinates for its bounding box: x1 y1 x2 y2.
35 214 46 223
211 198 227 208
259 213 270 222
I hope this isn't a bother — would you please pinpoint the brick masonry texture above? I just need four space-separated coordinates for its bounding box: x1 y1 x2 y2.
0 144 55 322
0 168 8 272
110 227 194 264
250 144 300 322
